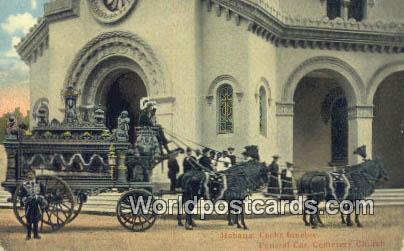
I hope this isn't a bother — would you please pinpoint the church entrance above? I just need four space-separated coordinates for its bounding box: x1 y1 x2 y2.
293 70 349 169
373 71 404 188
100 70 147 143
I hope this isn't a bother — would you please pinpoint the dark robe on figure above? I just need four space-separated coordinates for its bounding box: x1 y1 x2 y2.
280 169 294 200
267 161 280 196
168 158 180 191
138 110 153 127
199 155 213 171
183 156 197 173
229 154 236 165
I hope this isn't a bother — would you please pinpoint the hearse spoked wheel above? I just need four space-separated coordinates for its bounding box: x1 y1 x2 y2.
116 189 157 232
68 197 83 223
13 175 75 232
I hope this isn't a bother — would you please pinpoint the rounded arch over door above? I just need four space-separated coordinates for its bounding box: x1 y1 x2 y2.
282 56 365 107
64 31 167 100
367 60 404 104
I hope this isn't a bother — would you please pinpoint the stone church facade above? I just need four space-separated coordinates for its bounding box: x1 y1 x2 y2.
16 0 404 187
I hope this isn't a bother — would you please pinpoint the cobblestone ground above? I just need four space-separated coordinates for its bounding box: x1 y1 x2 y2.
0 207 403 251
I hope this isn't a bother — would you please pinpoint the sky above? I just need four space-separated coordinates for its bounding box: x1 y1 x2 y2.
0 0 48 116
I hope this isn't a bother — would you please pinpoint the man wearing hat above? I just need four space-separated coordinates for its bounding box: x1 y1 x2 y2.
21 170 47 240
280 162 295 201
241 149 252 162
138 102 154 127
267 155 281 197
228 147 236 165
138 102 171 153
183 147 197 173
199 148 213 171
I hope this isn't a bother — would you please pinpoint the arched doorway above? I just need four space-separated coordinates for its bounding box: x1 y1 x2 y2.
293 70 350 170
373 71 404 188
96 68 147 143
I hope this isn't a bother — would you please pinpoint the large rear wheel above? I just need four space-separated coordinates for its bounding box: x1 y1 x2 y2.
13 175 75 232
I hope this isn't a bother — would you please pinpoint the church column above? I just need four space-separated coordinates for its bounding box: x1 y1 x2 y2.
347 105 374 164
276 102 294 163
341 0 351 20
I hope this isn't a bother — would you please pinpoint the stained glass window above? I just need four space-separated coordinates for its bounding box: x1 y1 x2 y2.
217 84 234 134
259 86 267 136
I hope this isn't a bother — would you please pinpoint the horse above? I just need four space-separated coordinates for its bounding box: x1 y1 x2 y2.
177 146 269 230
298 158 389 228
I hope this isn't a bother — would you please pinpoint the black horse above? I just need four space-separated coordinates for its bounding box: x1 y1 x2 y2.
299 158 389 228
177 146 269 230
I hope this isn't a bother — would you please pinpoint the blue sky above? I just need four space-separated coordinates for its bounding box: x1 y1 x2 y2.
0 0 47 114
0 0 46 55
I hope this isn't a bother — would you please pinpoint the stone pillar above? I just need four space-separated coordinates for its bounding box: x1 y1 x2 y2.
276 102 294 163
116 151 127 183
347 105 374 164
341 0 351 20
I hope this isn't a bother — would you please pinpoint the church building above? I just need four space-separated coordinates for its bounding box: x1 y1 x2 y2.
16 0 404 187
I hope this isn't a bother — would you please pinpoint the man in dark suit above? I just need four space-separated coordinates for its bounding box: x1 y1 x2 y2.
183 147 197 173
168 153 180 191
267 155 281 197
228 147 236 165
138 102 171 153
138 102 153 127
21 170 47 240
199 148 213 171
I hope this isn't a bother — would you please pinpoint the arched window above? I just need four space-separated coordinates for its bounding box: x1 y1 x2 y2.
327 0 342 20
259 87 267 136
217 84 234 134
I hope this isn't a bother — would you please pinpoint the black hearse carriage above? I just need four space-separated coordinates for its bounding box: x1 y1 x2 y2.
1 87 179 232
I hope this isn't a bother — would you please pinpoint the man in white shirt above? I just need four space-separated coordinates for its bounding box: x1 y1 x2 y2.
217 151 232 171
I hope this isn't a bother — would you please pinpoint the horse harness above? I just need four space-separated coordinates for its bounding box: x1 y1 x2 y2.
202 171 227 200
325 171 351 201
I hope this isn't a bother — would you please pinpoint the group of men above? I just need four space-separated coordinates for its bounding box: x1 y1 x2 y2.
166 146 238 191
167 146 296 199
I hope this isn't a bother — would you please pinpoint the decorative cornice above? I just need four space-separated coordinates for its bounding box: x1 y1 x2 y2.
15 18 49 65
150 96 176 104
206 0 404 53
44 0 80 22
276 102 294 117
347 105 374 119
